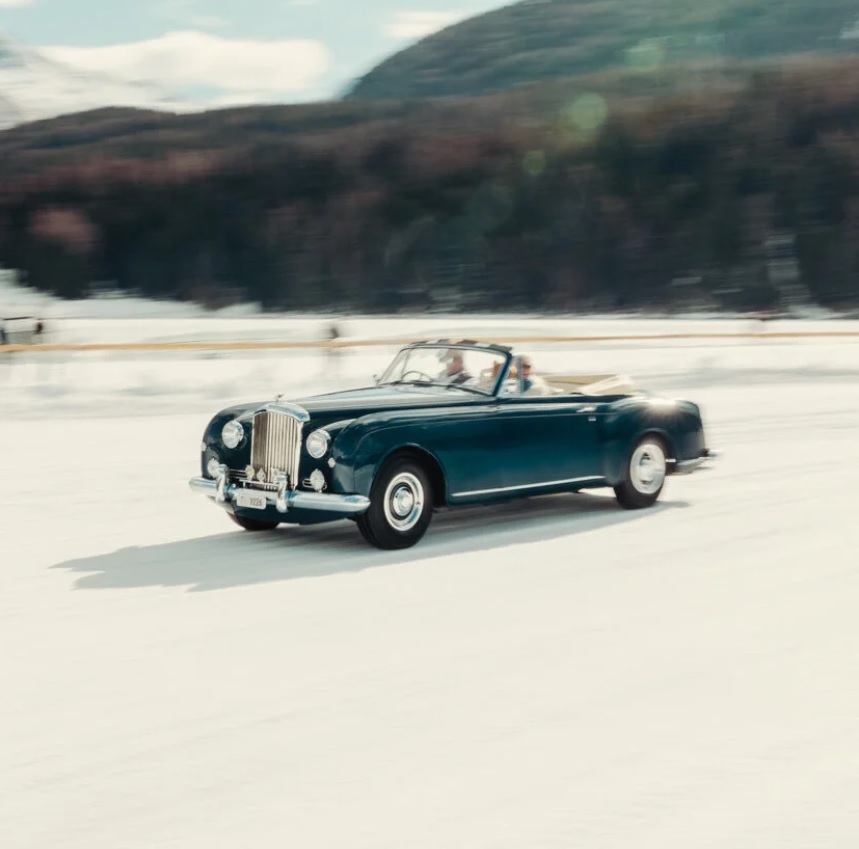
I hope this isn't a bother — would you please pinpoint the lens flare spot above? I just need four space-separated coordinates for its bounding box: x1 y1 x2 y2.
564 93 608 133
523 149 546 177
626 38 666 71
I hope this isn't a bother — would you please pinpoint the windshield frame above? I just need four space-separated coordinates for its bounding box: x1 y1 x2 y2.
377 343 513 397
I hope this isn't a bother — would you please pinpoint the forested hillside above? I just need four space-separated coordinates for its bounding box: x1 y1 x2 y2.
348 0 859 100
2 61 859 311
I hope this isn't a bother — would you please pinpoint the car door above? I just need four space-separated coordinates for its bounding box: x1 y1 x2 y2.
422 405 505 499
494 396 603 492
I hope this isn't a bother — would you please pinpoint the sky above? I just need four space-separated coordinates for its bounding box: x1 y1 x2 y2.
0 0 506 107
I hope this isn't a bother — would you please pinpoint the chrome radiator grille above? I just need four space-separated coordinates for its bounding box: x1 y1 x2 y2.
250 409 303 488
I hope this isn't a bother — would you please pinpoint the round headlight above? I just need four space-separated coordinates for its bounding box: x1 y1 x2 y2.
206 456 222 479
221 420 244 449
306 428 331 459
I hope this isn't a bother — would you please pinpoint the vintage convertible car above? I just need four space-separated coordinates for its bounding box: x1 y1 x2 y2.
189 340 715 549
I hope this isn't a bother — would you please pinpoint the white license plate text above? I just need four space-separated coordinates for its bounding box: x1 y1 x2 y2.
236 490 267 510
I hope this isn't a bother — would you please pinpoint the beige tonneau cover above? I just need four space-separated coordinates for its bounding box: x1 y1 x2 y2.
540 373 638 397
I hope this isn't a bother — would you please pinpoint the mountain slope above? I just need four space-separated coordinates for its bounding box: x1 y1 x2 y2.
346 0 859 100
0 32 183 129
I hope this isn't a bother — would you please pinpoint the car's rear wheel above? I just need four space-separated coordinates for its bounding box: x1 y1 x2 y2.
229 512 279 531
614 436 667 509
357 458 433 549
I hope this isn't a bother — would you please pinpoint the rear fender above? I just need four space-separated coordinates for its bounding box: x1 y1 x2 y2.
601 399 700 485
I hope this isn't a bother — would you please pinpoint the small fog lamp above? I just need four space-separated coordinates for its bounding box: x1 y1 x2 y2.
308 469 327 492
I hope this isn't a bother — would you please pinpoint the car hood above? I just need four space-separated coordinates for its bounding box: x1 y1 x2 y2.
225 384 490 426
294 384 488 417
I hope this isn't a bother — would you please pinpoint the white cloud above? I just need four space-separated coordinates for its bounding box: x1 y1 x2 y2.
0 0 34 7
384 10 465 39
41 31 331 99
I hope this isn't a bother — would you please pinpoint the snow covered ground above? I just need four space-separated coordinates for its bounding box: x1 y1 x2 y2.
2 320 859 848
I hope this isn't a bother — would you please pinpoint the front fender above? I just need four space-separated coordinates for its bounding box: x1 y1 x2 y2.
330 416 447 499
200 401 266 476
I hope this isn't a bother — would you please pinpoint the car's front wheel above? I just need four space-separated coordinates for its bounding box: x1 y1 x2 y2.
614 436 667 509
229 512 279 531
357 458 433 549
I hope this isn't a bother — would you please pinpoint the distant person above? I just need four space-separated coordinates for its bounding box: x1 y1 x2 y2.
322 320 343 379
0 321 6 346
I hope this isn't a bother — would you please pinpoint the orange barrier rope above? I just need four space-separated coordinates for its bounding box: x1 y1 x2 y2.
2 331 859 354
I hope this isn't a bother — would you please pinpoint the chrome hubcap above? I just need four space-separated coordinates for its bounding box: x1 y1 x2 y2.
630 442 666 495
383 472 424 532
392 486 415 516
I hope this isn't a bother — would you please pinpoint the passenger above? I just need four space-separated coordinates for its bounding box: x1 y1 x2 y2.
520 356 534 391
484 360 502 389
519 355 551 395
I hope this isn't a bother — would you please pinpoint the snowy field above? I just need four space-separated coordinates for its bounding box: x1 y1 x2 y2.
2 316 859 848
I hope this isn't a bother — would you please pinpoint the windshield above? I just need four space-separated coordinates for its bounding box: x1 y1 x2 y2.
378 345 508 395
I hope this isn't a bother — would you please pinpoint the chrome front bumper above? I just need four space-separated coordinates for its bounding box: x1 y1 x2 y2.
189 466 370 515
672 448 719 475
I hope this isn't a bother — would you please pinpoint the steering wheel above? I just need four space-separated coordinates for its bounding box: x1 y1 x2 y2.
400 369 435 383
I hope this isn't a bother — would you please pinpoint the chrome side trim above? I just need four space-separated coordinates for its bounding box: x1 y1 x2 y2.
452 475 604 498
189 476 370 515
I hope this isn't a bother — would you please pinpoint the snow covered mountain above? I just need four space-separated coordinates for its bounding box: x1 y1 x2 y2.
0 32 184 129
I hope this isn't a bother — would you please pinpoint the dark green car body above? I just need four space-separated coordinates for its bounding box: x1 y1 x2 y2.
190 341 714 547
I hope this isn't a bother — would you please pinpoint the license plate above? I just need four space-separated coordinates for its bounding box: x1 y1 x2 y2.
235 490 267 510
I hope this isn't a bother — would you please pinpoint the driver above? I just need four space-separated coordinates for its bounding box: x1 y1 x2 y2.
442 350 473 385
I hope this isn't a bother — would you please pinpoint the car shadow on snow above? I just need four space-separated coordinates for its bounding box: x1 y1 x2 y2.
52 491 690 593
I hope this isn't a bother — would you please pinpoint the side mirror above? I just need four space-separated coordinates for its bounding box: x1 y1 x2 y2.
373 374 379 385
